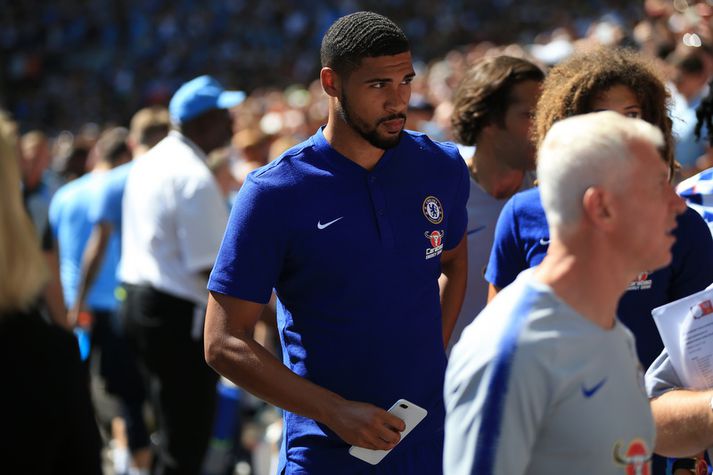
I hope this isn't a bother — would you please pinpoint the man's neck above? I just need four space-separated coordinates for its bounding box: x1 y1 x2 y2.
533 235 631 330
323 115 384 171
92 162 112 172
470 145 526 199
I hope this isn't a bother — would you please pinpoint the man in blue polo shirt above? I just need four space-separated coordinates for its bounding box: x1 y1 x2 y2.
205 11 469 475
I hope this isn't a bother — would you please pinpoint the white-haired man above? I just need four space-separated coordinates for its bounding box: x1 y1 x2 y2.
444 111 686 475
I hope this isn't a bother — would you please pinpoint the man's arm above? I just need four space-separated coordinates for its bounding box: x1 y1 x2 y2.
204 291 405 450
43 246 69 328
650 389 713 457
69 222 112 325
439 233 467 348
487 283 501 303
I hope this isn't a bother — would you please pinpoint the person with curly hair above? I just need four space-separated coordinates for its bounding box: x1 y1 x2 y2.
644 78 713 475
484 47 713 474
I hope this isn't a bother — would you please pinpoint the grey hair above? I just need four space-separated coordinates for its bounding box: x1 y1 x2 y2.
537 111 664 232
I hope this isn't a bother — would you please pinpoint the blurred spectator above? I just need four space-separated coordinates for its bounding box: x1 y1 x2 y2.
70 106 169 474
20 130 56 241
1 1 644 133
119 75 241 475
0 109 102 475
206 147 240 205
448 55 544 351
668 46 712 175
50 126 154 475
232 127 271 185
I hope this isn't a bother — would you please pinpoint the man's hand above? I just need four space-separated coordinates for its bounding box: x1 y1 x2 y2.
324 399 406 450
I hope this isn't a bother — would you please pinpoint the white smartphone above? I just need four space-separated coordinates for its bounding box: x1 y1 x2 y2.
348 398 428 465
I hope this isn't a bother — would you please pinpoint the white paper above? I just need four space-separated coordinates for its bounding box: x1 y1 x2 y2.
652 286 713 390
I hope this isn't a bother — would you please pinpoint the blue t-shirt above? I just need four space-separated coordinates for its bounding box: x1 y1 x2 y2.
485 187 713 369
87 161 133 233
49 172 122 311
208 128 469 474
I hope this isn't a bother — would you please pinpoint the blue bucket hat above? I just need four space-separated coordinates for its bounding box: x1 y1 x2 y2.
169 75 246 124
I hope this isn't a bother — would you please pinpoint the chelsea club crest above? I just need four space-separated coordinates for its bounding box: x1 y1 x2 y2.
422 196 443 224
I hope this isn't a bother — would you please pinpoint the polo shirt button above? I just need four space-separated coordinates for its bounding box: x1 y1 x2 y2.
369 176 376 183
378 209 384 215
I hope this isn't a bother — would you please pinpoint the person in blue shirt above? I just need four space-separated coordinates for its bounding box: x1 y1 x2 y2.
69 107 169 475
205 11 469 475
70 106 170 327
49 127 154 475
485 48 713 475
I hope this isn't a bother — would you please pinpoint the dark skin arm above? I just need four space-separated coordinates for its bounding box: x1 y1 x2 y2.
487 283 501 303
204 291 406 450
69 222 112 326
43 246 69 328
439 233 468 347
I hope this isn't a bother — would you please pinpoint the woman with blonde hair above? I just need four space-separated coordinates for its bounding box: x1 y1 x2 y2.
0 111 102 474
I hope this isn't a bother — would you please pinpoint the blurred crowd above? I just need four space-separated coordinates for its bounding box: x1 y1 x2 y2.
4 0 636 133
7 0 713 474
9 0 713 182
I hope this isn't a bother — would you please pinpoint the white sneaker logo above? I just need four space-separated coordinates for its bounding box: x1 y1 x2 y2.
317 217 344 230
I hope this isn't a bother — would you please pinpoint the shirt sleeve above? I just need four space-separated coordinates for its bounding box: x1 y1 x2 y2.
208 173 289 304
668 207 713 300
485 196 526 289
444 339 550 475
48 191 62 238
88 181 121 228
444 155 470 251
645 348 683 398
174 173 229 274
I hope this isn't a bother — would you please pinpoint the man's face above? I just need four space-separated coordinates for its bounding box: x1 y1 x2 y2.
201 108 234 153
337 51 415 149
610 139 685 273
492 79 542 170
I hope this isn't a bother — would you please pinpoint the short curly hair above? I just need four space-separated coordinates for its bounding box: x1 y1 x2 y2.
534 48 675 178
321 11 409 76
451 55 545 146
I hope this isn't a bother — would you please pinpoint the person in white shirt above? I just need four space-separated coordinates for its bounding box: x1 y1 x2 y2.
119 75 244 475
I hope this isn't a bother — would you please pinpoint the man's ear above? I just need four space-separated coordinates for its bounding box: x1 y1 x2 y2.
582 186 616 230
321 67 340 98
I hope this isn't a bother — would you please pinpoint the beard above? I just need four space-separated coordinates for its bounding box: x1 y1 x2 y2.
338 91 405 150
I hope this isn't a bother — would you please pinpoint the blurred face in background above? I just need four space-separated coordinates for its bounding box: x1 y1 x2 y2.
491 79 542 170
20 136 51 189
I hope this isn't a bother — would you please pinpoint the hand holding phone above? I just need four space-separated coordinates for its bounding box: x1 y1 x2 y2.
348 399 428 465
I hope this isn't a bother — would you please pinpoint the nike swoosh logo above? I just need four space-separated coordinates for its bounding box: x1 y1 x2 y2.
581 378 607 398
467 225 487 235
317 217 344 230
539 238 550 246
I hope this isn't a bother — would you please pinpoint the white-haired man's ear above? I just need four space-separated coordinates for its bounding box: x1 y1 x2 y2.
582 186 617 231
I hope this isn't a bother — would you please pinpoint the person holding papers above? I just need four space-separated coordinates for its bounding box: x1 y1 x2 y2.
646 342 713 472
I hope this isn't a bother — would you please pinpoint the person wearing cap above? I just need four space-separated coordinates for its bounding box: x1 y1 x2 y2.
119 75 243 475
